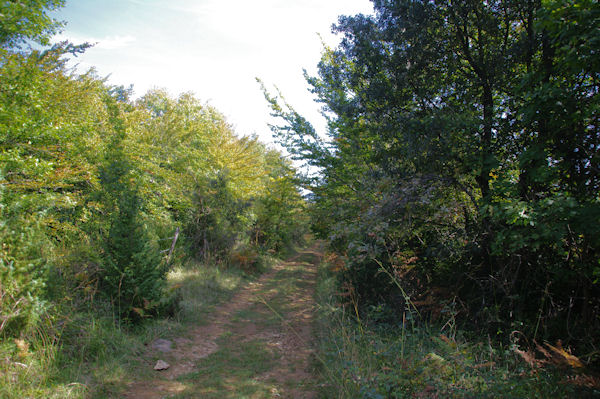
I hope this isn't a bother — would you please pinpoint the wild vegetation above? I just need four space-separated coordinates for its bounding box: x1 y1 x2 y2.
265 0 600 396
1 0 599 397
1 1 306 396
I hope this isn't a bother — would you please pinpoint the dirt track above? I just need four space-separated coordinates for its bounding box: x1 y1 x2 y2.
124 245 323 399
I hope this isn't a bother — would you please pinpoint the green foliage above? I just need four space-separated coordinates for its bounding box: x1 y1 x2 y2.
0 194 49 336
97 96 166 319
1 14 306 336
315 260 591 398
127 89 308 266
266 0 600 360
252 151 307 252
0 0 65 50
0 44 103 336
185 172 250 261
0 0 308 395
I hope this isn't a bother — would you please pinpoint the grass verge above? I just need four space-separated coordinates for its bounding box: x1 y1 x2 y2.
0 254 274 398
314 257 599 398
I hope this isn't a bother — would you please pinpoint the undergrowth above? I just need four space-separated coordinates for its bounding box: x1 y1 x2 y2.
0 254 275 398
314 258 599 398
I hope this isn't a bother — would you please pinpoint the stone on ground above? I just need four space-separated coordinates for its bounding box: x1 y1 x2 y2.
153 360 170 371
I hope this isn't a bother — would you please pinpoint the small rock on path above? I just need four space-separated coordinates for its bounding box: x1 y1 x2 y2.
124 243 323 399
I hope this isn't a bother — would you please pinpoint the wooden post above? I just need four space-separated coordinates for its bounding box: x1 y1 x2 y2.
167 227 180 263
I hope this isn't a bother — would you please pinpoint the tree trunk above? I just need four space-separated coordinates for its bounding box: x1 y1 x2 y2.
478 84 493 201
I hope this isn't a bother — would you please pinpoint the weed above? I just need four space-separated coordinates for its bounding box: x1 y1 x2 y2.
0 257 254 398
314 258 596 398
174 339 277 398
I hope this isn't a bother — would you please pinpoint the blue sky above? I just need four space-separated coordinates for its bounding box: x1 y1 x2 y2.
51 0 374 144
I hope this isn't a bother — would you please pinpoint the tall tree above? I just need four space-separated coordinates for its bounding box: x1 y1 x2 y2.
265 0 599 351
0 0 65 50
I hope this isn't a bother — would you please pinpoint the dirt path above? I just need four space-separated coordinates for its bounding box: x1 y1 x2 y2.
124 244 323 399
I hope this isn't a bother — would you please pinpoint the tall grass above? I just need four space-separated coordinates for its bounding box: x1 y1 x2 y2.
314 257 593 398
0 321 86 399
0 255 268 398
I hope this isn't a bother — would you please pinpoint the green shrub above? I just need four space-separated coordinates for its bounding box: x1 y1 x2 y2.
0 184 50 336
97 96 167 320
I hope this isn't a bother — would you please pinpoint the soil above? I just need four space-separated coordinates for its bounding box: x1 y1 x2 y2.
123 244 323 399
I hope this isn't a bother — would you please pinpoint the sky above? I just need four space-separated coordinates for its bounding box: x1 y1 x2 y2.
51 0 374 145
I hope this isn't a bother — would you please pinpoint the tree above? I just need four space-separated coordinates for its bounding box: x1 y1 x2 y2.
0 0 65 50
265 0 600 352
0 44 107 334
253 151 306 251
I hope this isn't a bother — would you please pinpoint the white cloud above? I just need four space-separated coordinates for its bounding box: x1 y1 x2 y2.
53 33 136 50
94 35 136 50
